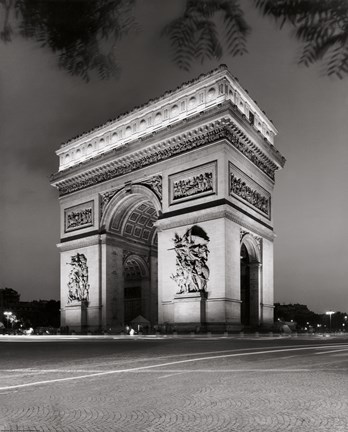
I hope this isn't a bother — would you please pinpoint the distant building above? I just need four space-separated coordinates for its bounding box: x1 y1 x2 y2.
0 288 60 328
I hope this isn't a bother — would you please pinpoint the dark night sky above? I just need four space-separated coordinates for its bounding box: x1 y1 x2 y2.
0 1 347 313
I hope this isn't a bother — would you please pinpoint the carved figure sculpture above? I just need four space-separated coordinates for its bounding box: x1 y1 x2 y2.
170 225 210 294
66 208 92 229
230 174 269 216
141 175 162 199
67 253 90 303
173 172 213 200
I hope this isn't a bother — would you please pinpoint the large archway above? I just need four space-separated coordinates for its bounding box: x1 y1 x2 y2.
240 234 262 328
102 185 160 329
123 253 149 323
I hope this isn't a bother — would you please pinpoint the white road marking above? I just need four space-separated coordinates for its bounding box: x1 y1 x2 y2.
156 369 311 374
315 348 348 355
314 345 348 350
0 345 314 374
0 344 345 392
0 369 108 374
0 368 328 376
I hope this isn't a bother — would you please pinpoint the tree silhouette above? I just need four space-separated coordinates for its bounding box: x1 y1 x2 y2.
1 0 347 80
162 0 250 71
254 0 348 78
1 0 137 81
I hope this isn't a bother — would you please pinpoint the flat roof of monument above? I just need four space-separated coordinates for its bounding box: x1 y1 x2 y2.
58 65 277 151
54 65 280 172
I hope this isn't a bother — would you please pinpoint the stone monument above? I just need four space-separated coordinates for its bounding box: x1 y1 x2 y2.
51 65 285 332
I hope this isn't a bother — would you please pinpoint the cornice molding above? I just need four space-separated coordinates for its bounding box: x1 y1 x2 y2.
155 204 275 241
51 115 284 197
56 65 278 174
57 234 101 251
60 65 231 149
206 297 242 303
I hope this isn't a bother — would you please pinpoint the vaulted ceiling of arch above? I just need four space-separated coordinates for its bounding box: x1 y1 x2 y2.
110 200 157 245
124 256 148 280
240 235 261 263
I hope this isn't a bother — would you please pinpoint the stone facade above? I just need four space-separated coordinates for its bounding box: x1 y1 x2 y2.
51 65 285 332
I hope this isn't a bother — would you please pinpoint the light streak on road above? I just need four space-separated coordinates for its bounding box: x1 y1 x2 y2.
0 343 347 392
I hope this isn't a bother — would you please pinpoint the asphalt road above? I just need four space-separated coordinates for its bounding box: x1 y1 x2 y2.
0 334 348 432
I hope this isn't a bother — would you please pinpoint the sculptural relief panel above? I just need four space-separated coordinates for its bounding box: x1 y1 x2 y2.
170 225 210 294
229 163 271 219
169 161 217 205
67 253 90 303
64 201 94 232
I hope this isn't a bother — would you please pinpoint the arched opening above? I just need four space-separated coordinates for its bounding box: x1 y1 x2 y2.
102 185 160 328
240 234 261 327
240 243 251 326
124 254 149 323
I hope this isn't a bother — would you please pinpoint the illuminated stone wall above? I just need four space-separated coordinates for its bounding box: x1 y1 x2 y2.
52 66 285 332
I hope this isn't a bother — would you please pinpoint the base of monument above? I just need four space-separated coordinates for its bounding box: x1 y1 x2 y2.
171 322 242 333
63 300 89 333
173 291 207 325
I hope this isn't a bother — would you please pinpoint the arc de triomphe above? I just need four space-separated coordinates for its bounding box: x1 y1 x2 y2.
51 65 285 333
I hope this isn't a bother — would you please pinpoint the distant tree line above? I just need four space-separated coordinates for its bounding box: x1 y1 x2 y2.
274 303 348 331
0 287 60 329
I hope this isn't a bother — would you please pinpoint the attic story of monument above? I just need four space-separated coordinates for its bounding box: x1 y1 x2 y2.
51 65 285 332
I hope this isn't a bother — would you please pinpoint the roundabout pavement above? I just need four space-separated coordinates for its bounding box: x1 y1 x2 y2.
0 335 347 431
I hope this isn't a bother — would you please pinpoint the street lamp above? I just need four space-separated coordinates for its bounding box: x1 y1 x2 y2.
3 311 12 328
326 311 335 332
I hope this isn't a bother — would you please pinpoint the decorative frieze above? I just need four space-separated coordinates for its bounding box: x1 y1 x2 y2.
227 122 277 178
169 162 216 205
64 201 94 232
173 172 213 199
170 225 210 294
231 174 269 216
52 118 282 197
229 163 270 218
57 66 277 172
67 253 89 303
100 189 120 217
140 175 162 199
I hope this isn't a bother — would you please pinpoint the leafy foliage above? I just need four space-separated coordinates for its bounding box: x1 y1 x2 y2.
0 287 20 306
1 0 348 79
274 303 321 327
0 0 14 42
163 0 250 70
2 0 137 81
274 303 348 331
254 0 348 78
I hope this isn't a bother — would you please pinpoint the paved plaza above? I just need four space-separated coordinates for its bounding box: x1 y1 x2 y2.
0 335 348 431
